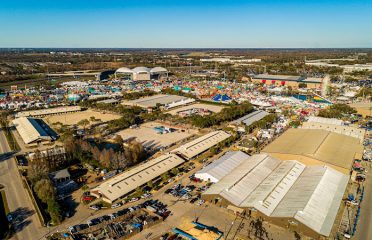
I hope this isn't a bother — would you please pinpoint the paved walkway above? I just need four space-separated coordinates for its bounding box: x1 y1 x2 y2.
0 130 46 240
355 162 372 240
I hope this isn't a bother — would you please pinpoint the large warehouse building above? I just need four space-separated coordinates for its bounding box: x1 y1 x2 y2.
195 151 250 183
262 128 364 174
230 110 269 127
122 94 195 110
251 74 324 89
203 153 349 238
115 66 168 81
15 106 82 118
91 153 184 203
172 131 231 160
13 117 58 146
302 116 365 142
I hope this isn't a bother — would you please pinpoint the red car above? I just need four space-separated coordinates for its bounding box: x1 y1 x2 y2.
83 196 95 201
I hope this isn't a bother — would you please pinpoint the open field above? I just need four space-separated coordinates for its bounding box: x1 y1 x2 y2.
167 103 224 116
115 121 197 150
350 102 372 117
46 109 121 126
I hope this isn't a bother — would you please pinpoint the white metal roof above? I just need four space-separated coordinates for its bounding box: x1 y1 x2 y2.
150 67 168 74
205 154 281 205
92 153 184 203
124 94 191 108
247 161 306 215
115 67 134 74
12 117 52 144
173 131 231 159
203 154 349 237
232 110 270 126
15 106 81 118
293 167 349 236
132 66 150 73
270 166 326 217
195 151 250 182
307 116 343 126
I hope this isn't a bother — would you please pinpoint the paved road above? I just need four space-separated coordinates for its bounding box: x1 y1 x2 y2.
0 130 46 240
356 162 372 240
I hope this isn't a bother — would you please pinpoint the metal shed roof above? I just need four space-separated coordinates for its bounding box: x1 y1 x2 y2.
173 131 231 159
195 151 250 182
92 153 184 203
12 117 52 144
232 110 270 126
203 153 349 237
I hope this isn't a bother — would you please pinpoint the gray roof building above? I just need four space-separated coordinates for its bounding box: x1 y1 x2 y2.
203 153 349 237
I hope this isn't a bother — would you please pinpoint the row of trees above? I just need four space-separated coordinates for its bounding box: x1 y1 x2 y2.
28 147 70 184
122 89 157 100
64 136 145 170
188 102 254 128
245 114 278 133
33 179 62 225
318 104 357 119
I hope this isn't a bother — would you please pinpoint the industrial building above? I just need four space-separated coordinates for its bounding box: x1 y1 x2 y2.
203 154 349 238
263 128 364 174
251 74 324 89
302 116 365 142
91 153 185 203
15 106 82 118
13 117 58 146
172 131 231 160
115 66 168 81
195 151 250 183
231 110 269 127
122 94 195 109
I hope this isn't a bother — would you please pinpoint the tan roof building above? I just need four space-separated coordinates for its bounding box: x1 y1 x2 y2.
91 153 184 203
172 131 231 160
15 106 81 118
262 128 363 174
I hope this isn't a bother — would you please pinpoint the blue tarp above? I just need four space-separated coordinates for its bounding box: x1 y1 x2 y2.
212 94 232 102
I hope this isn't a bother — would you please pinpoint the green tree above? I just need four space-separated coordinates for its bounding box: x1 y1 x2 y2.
77 119 90 130
34 179 56 203
170 168 179 176
47 199 62 224
161 172 170 182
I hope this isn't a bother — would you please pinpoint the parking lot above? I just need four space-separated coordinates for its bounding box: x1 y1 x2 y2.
68 199 168 239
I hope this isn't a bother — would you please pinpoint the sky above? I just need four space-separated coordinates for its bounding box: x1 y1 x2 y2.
1 0 372 48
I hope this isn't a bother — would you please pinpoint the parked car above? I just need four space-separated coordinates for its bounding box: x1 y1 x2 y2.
83 196 95 202
111 203 122 209
89 205 101 211
7 214 12 222
141 193 152 199
129 197 139 203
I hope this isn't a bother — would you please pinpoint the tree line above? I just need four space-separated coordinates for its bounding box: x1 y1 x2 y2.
318 104 357 119
188 102 254 128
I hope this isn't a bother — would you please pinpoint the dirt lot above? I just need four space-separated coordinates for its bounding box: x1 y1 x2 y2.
167 103 224 116
115 121 198 150
45 109 121 126
350 102 371 117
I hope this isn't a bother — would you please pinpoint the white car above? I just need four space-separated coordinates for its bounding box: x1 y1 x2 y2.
111 203 122 209
141 193 152 199
197 199 205 206
89 205 100 211
129 198 139 203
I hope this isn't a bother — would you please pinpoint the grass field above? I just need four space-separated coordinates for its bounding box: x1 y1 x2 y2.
0 190 10 239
